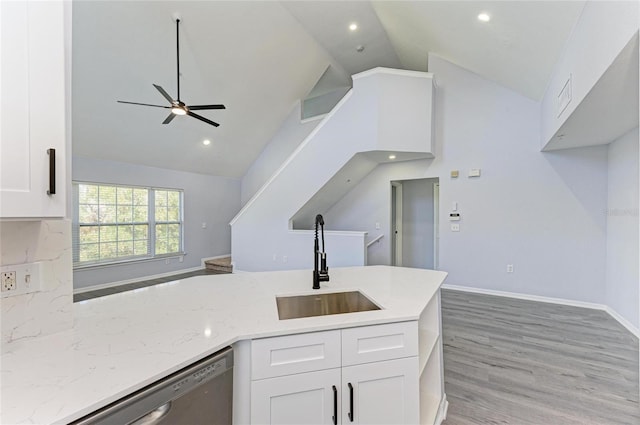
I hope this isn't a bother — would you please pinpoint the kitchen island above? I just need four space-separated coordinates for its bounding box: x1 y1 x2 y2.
0 266 447 424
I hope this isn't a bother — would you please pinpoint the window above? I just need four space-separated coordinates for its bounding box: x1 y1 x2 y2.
73 183 183 266
154 189 182 255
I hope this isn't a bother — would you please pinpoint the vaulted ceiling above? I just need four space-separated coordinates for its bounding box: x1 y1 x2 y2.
73 1 586 178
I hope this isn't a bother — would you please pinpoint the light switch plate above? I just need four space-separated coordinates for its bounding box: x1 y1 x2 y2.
0 262 41 298
468 169 481 177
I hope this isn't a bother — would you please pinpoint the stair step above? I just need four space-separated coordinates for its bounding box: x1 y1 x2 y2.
205 257 233 273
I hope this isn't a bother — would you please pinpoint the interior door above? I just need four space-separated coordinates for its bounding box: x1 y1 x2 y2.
433 182 440 269
390 182 402 266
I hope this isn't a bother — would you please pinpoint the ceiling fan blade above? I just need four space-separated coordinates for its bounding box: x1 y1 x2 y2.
153 84 175 104
117 100 170 109
188 104 226 110
188 111 220 127
162 113 176 124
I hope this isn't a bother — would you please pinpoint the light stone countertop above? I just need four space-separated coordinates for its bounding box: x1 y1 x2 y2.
0 266 447 424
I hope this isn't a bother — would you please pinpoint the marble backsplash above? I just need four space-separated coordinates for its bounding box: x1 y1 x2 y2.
0 220 73 350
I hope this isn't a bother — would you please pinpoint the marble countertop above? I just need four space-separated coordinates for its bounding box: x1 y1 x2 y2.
0 266 447 424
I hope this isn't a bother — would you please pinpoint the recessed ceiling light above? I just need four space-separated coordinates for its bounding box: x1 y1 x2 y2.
349 23 358 31
202 139 211 146
477 13 490 22
388 155 396 160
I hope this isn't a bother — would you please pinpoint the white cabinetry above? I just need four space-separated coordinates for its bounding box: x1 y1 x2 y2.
418 292 447 424
252 368 341 425
249 322 420 425
341 357 419 425
0 1 67 218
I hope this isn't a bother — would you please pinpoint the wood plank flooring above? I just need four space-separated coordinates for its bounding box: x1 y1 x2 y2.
441 289 640 425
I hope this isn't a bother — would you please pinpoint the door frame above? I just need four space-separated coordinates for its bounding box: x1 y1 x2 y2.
391 182 403 266
433 182 440 269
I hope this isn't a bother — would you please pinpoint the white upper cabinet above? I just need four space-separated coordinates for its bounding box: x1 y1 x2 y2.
1 1 67 218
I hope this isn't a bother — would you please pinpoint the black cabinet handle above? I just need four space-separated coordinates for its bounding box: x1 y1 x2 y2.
47 148 56 195
348 382 354 422
332 385 337 425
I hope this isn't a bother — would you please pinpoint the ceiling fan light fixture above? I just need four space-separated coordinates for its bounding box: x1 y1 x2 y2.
477 12 491 22
117 20 224 128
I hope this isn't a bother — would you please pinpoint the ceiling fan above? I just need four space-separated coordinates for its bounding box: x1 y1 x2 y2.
117 18 225 127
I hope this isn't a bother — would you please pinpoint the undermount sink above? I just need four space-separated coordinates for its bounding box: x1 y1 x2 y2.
276 291 381 320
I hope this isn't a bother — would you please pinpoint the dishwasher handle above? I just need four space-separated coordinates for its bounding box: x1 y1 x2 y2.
131 401 171 425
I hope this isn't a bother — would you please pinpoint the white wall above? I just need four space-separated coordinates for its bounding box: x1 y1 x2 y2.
241 101 320 206
73 156 241 290
326 55 609 304
541 1 639 146
231 69 435 272
401 178 437 269
606 127 639 329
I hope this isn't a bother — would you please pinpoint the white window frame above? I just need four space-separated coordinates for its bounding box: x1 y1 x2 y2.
72 182 185 269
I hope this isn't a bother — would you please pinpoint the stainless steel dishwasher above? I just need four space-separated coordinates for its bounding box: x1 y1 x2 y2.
72 346 233 425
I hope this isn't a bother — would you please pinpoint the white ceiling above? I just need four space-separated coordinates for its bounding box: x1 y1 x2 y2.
73 1 586 178
372 1 586 99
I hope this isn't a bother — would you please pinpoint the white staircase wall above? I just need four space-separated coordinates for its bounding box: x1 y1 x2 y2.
540 1 639 148
241 101 321 206
231 68 434 272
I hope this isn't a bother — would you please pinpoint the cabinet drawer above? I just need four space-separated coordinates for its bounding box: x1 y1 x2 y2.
252 330 341 380
342 321 418 366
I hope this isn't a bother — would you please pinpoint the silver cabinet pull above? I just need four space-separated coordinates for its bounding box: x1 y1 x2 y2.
130 401 171 425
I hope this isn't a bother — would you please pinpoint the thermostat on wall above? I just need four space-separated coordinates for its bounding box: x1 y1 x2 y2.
449 213 460 221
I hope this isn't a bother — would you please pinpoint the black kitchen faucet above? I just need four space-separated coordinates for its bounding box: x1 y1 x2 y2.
313 214 329 289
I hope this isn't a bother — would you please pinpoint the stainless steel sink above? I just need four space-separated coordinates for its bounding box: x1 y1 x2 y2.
276 291 381 320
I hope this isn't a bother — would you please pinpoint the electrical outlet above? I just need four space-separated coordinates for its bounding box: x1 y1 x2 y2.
507 264 514 273
282 255 288 263
1 263 41 298
1 272 17 292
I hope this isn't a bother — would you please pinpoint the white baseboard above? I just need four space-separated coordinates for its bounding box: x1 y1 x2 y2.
604 305 640 338
441 284 639 339
434 394 448 425
442 284 607 310
200 253 232 267
74 266 203 294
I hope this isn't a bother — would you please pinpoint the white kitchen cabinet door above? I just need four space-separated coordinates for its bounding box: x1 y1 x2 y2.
0 1 66 218
251 368 341 425
341 357 419 425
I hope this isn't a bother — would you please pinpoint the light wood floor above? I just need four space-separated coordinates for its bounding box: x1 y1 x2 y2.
441 289 640 425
